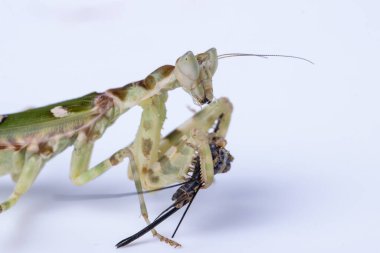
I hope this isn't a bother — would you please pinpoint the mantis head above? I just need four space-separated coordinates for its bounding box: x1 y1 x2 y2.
173 48 312 105
174 48 218 105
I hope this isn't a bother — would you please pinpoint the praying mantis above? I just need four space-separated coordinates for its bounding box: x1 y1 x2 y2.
0 48 233 247
0 48 310 247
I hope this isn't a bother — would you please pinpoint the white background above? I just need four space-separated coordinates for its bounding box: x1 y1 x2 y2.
0 1 379 253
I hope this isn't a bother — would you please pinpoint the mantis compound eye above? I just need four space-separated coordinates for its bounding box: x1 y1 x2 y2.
174 51 200 91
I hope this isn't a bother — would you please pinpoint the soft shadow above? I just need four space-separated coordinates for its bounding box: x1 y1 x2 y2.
1 166 313 249
187 168 308 233
3 192 52 251
0 180 130 251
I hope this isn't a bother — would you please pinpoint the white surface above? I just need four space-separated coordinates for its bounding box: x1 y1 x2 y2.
0 1 379 252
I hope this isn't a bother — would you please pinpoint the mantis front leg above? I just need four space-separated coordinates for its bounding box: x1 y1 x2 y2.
127 97 233 247
69 97 232 247
157 97 233 188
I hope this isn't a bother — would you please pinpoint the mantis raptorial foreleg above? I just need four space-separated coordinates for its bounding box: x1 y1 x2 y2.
62 97 233 246
155 97 233 188
128 97 233 247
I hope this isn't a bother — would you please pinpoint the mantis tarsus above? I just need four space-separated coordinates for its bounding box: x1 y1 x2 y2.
0 48 310 247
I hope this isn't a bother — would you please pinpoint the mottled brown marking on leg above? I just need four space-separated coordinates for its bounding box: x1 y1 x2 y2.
166 129 184 145
143 75 156 90
155 65 175 78
142 138 153 157
136 78 155 90
110 154 119 166
107 87 129 101
142 166 148 174
81 127 92 138
88 130 101 141
38 142 53 157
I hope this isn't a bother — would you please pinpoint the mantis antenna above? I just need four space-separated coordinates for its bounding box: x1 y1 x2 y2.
218 53 314 64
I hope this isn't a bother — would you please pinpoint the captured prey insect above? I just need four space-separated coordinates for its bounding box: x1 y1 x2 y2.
116 117 234 248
